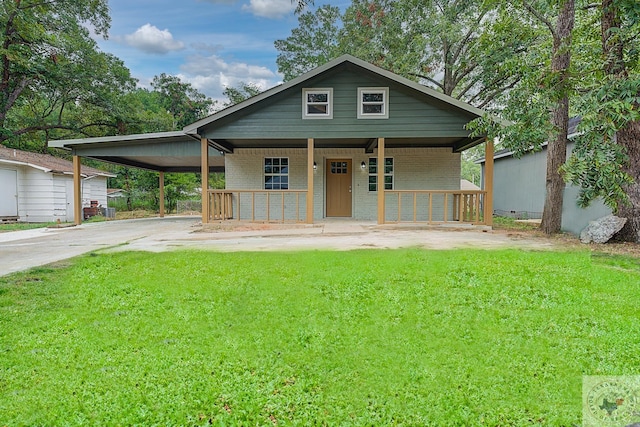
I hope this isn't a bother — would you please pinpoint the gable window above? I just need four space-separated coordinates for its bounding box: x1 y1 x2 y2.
264 157 289 190
303 88 333 119
358 87 389 119
368 157 393 191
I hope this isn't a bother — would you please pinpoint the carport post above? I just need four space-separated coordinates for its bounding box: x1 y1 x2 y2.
377 137 385 224
483 138 494 227
306 138 314 224
201 137 209 224
73 155 82 225
159 171 165 218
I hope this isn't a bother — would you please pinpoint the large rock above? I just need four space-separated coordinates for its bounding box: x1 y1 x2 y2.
580 215 627 244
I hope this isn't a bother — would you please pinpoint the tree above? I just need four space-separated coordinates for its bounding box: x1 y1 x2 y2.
275 5 343 81
222 82 262 107
562 0 640 241
150 73 215 130
0 0 140 150
519 0 575 235
278 0 532 109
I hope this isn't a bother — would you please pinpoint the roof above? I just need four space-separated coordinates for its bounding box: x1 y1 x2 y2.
461 179 480 190
48 131 225 173
184 54 490 136
475 117 581 164
0 145 115 177
49 55 497 170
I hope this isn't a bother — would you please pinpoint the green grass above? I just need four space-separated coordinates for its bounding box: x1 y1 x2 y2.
493 216 540 231
1 249 639 426
0 222 58 232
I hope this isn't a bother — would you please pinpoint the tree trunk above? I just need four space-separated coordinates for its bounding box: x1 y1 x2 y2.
540 0 574 235
602 0 640 242
614 121 640 242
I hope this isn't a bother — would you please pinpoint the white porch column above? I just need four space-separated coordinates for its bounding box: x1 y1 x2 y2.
377 137 385 224
159 171 165 218
73 155 82 225
307 138 314 224
484 138 495 227
201 138 209 224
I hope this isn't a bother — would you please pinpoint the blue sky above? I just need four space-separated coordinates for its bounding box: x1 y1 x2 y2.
95 0 345 103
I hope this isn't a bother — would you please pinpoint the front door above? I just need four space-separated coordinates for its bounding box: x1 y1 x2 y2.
0 168 18 217
326 159 352 217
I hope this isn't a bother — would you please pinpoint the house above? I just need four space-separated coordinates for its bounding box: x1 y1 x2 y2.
107 188 127 199
50 55 496 226
477 118 611 235
0 145 115 223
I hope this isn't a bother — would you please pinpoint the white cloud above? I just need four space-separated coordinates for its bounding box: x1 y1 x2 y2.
123 24 185 54
179 54 280 101
241 0 295 19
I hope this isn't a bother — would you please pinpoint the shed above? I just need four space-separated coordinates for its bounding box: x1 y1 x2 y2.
0 145 115 223
476 118 611 235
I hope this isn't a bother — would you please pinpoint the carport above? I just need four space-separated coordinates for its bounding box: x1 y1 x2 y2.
50 131 224 225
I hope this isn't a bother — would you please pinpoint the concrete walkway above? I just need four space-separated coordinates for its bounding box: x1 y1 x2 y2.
0 216 557 277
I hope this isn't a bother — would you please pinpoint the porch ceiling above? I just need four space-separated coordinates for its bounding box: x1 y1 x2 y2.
50 131 225 173
212 136 484 153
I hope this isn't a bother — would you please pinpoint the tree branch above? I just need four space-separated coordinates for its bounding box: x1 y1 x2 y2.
523 1 556 38
408 73 445 91
451 9 487 65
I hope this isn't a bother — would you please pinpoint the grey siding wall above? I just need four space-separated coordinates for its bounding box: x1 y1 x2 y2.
488 142 611 235
225 147 460 221
202 70 474 140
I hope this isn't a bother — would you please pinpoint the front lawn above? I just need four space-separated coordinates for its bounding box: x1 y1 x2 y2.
1 249 638 425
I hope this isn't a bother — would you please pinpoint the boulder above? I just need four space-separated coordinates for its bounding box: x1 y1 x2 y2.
580 215 627 244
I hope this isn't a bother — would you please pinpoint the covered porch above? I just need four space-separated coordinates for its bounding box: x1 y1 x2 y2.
50 133 494 227
199 136 495 227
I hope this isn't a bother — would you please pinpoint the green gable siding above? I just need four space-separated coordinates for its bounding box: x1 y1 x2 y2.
201 68 475 140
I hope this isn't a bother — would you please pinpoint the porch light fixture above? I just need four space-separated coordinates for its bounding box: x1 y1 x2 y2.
313 161 317 170
361 161 366 170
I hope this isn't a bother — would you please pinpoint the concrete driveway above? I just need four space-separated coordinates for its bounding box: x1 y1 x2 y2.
0 216 558 277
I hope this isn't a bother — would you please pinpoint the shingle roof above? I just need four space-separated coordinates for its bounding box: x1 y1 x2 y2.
0 145 115 177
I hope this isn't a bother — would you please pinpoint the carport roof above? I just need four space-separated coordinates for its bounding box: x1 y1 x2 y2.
50 131 225 173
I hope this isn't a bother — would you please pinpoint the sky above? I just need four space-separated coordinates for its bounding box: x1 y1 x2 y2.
95 0 345 103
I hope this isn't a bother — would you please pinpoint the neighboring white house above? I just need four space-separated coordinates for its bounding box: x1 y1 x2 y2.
0 145 115 223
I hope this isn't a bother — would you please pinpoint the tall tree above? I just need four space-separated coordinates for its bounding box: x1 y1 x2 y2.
601 0 640 241
469 1 576 235
277 0 532 109
275 5 343 81
522 0 575 234
563 0 640 241
0 0 138 149
150 74 214 130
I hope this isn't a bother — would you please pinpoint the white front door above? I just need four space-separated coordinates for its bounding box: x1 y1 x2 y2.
0 168 18 217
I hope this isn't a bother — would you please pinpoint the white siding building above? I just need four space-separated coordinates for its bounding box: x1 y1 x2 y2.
0 145 114 223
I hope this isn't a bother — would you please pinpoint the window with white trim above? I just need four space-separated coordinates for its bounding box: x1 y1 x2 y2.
264 157 289 190
302 88 333 119
358 87 389 119
368 157 393 191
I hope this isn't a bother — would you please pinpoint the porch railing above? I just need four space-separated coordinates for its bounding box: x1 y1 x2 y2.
208 190 307 223
385 190 486 224
207 189 486 225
